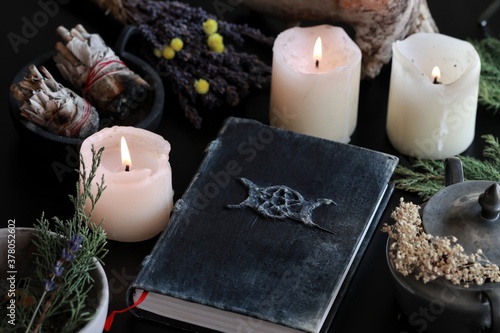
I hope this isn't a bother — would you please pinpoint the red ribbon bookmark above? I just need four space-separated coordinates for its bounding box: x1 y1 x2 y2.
104 290 149 331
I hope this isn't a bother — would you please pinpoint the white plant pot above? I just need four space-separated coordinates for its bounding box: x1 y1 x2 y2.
0 227 109 332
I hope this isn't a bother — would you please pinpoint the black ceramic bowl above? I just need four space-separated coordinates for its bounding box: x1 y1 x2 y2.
9 26 164 148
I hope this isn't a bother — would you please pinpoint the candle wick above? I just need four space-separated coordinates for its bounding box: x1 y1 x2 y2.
315 60 319 68
433 77 441 85
125 165 130 172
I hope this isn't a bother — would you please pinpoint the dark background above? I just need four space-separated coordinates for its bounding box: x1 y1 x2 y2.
1 0 499 332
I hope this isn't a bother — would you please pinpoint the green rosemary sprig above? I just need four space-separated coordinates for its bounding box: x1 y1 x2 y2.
0 146 108 333
393 134 500 200
470 37 500 113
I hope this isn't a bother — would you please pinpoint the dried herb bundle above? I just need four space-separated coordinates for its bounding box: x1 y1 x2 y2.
88 0 273 128
54 24 150 119
10 64 99 138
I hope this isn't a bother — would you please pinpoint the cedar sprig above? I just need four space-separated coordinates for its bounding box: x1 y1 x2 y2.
3 146 108 333
89 0 274 129
470 37 500 112
392 159 445 201
393 134 500 200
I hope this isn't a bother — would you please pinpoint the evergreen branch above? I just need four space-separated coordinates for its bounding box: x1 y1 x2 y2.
461 155 500 182
393 164 444 201
393 134 500 200
470 37 500 113
482 134 500 163
15 146 108 333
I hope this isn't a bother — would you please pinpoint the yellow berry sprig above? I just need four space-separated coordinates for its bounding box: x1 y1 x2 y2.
203 19 224 53
154 37 184 60
194 78 209 94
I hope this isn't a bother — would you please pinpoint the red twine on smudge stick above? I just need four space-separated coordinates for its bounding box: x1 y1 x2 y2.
66 99 92 137
84 58 127 99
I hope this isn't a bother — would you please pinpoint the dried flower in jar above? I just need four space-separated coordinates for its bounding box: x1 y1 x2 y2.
382 198 500 287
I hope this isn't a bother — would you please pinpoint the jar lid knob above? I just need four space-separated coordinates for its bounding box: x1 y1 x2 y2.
479 183 500 221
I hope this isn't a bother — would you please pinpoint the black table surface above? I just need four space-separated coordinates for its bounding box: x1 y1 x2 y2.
2 1 499 332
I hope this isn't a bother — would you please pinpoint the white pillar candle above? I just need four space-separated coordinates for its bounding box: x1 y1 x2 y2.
80 126 174 242
386 32 481 159
269 24 361 143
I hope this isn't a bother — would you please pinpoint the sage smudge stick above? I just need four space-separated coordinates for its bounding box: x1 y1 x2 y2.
10 64 99 138
54 24 150 119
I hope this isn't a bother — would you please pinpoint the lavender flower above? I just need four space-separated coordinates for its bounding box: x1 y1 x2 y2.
69 235 83 250
43 279 58 292
45 234 83 291
62 234 83 261
52 260 64 277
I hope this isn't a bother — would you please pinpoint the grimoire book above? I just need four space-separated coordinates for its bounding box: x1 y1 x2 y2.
127 117 398 333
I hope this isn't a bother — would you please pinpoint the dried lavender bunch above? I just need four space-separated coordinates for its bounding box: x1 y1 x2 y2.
10 64 99 138
89 0 274 128
382 198 500 287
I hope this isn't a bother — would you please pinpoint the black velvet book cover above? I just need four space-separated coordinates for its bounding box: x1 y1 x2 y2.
127 117 398 333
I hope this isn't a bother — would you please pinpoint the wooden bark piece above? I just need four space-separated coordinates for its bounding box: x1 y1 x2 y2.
240 0 438 78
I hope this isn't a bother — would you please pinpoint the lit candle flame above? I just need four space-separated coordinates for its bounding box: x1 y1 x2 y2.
121 136 132 171
313 37 322 67
432 66 441 84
